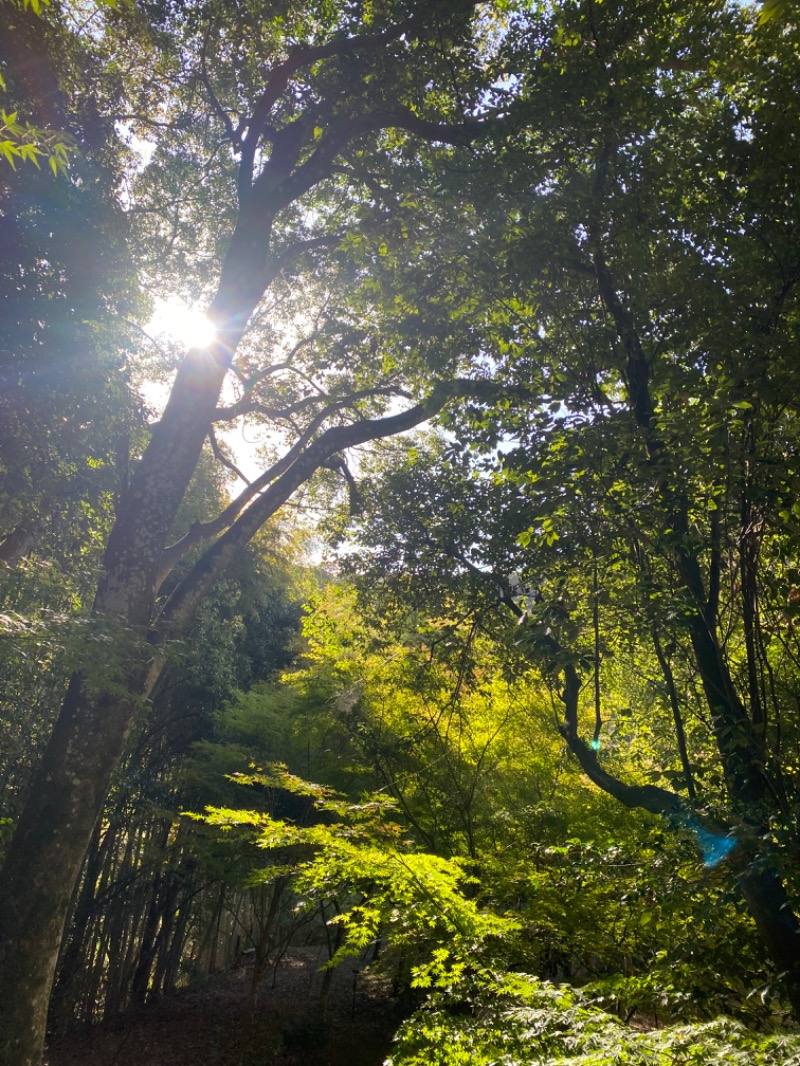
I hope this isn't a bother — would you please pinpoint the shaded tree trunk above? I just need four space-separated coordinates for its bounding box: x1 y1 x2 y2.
0 266 259 1062
583 232 800 1014
0 5 498 1056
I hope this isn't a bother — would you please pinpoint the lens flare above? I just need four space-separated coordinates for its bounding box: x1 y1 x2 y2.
684 818 736 867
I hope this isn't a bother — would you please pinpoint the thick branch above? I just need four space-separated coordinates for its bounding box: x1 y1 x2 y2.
238 0 483 196
322 454 362 516
591 244 654 430
238 16 421 195
558 662 685 818
587 195 764 805
157 401 340 586
157 378 514 629
159 385 411 584
264 108 485 217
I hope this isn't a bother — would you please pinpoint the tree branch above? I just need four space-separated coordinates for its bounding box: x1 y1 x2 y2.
557 662 685 818
207 426 251 486
441 553 690 819
269 108 485 215
157 403 337 587
156 377 515 627
200 29 240 149
321 454 362 516
214 383 408 424
237 11 429 195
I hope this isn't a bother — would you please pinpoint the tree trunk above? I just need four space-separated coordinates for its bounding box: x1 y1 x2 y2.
0 333 232 1062
0 262 250 1062
0 7 492 1051
737 859 800 1017
0 677 144 1062
588 231 800 1012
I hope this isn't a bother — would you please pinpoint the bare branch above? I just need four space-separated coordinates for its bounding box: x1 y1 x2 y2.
214 383 408 424
200 29 241 148
207 426 251 486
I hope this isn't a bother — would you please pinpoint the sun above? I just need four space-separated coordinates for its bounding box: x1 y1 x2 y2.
148 296 217 349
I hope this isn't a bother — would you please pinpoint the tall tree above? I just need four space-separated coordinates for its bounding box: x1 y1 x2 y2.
328 0 800 1014
0 1 514 1060
0 0 145 824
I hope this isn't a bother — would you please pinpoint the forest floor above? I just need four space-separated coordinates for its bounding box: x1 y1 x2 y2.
44 946 404 1066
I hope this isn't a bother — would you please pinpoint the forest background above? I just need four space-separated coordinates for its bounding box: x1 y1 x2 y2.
2 0 800 1063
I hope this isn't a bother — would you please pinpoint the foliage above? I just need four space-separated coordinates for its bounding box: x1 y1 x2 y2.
193 582 782 1024
0 0 146 571
0 109 73 172
46 518 307 1028
202 764 517 990
325 0 800 1013
0 0 120 171
388 971 800 1066
2 0 800 1054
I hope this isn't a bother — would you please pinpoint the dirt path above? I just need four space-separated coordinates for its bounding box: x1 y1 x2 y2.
45 947 403 1066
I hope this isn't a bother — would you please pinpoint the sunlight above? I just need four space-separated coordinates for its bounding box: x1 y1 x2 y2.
148 296 217 349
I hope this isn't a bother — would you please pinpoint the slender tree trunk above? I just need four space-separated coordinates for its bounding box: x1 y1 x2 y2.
49 819 105 1032
586 228 800 1011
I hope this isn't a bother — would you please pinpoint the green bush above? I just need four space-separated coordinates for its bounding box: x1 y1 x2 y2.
388 972 800 1066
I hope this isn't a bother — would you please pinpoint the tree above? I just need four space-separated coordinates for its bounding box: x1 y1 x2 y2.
49 509 305 1029
0 0 118 175
211 555 778 1021
0 1 517 1060
0 0 146 828
0 0 144 564
330 0 800 1013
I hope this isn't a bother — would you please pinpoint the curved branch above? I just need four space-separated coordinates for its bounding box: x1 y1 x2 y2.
269 108 486 215
207 426 251 486
558 661 685 818
436 552 690 820
157 377 514 627
159 382 412 584
322 454 362 516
